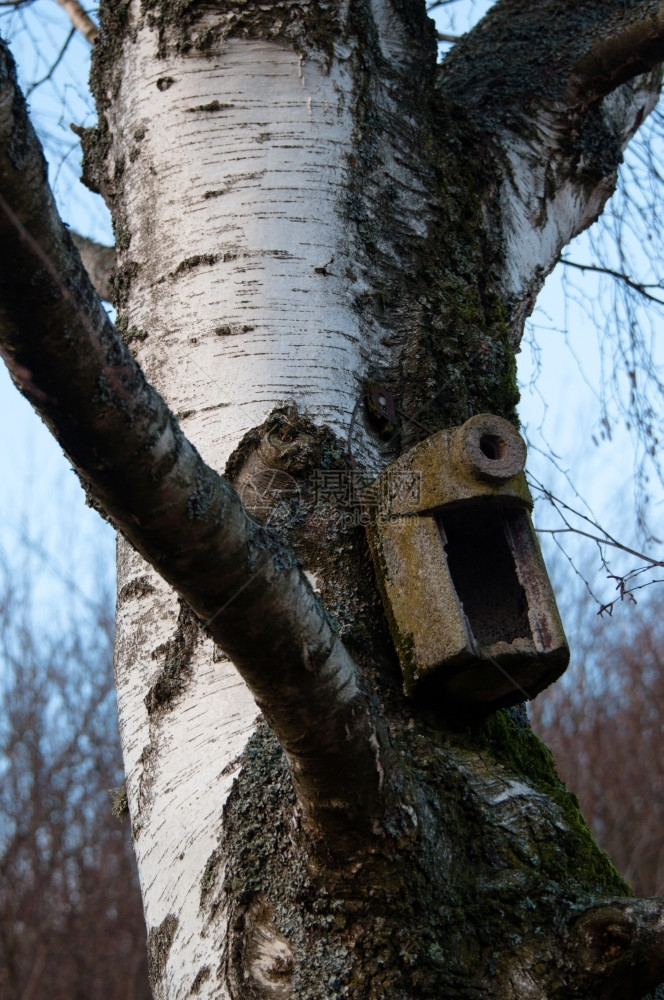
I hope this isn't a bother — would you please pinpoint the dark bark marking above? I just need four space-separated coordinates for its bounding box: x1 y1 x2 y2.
147 913 178 994
145 599 200 715
170 253 219 278
118 574 156 603
135 0 342 62
187 100 234 113
135 741 159 831
216 719 640 1000
200 847 223 900
190 965 211 994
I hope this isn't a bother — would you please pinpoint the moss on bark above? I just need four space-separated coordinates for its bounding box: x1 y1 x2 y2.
209 718 633 1000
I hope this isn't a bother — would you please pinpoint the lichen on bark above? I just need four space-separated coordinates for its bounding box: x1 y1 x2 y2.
147 913 179 998
122 0 343 59
210 715 634 1000
334 0 520 450
224 405 403 701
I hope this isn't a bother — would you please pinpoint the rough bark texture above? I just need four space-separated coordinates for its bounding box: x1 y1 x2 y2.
2 1 664 998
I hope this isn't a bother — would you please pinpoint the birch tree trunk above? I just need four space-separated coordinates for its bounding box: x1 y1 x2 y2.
3 1 664 998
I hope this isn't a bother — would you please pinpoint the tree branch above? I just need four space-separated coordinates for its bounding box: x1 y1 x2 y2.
569 3 664 105
0 38 388 843
51 0 99 44
438 0 664 132
426 0 460 10
26 26 76 96
437 0 664 345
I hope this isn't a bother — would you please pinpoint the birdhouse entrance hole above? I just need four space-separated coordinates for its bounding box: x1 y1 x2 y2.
436 505 531 648
479 432 508 462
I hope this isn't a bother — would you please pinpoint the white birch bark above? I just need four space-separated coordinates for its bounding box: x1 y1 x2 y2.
114 544 257 1000
496 79 660 344
112 29 367 457
106 15 387 997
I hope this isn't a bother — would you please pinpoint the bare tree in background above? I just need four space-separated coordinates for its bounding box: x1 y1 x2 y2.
0 549 151 1000
531 585 664 900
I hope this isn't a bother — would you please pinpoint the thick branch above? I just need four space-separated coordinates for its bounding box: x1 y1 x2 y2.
570 4 664 105
437 0 664 343
438 0 664 131
0 39 387 842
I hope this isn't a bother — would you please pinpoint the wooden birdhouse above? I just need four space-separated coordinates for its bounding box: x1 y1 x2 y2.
364 414 569 711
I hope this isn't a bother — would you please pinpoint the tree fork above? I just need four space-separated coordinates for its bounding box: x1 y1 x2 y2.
0 38 389 844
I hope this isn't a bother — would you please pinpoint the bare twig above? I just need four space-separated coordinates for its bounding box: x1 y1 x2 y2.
437 32 460 43
561 258 664 306
528 477 660 561
529 474 664 612
535 527 663 570
426 0 462 10
26 26 75 96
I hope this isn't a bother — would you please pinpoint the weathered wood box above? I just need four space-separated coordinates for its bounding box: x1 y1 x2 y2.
364 414 569 710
